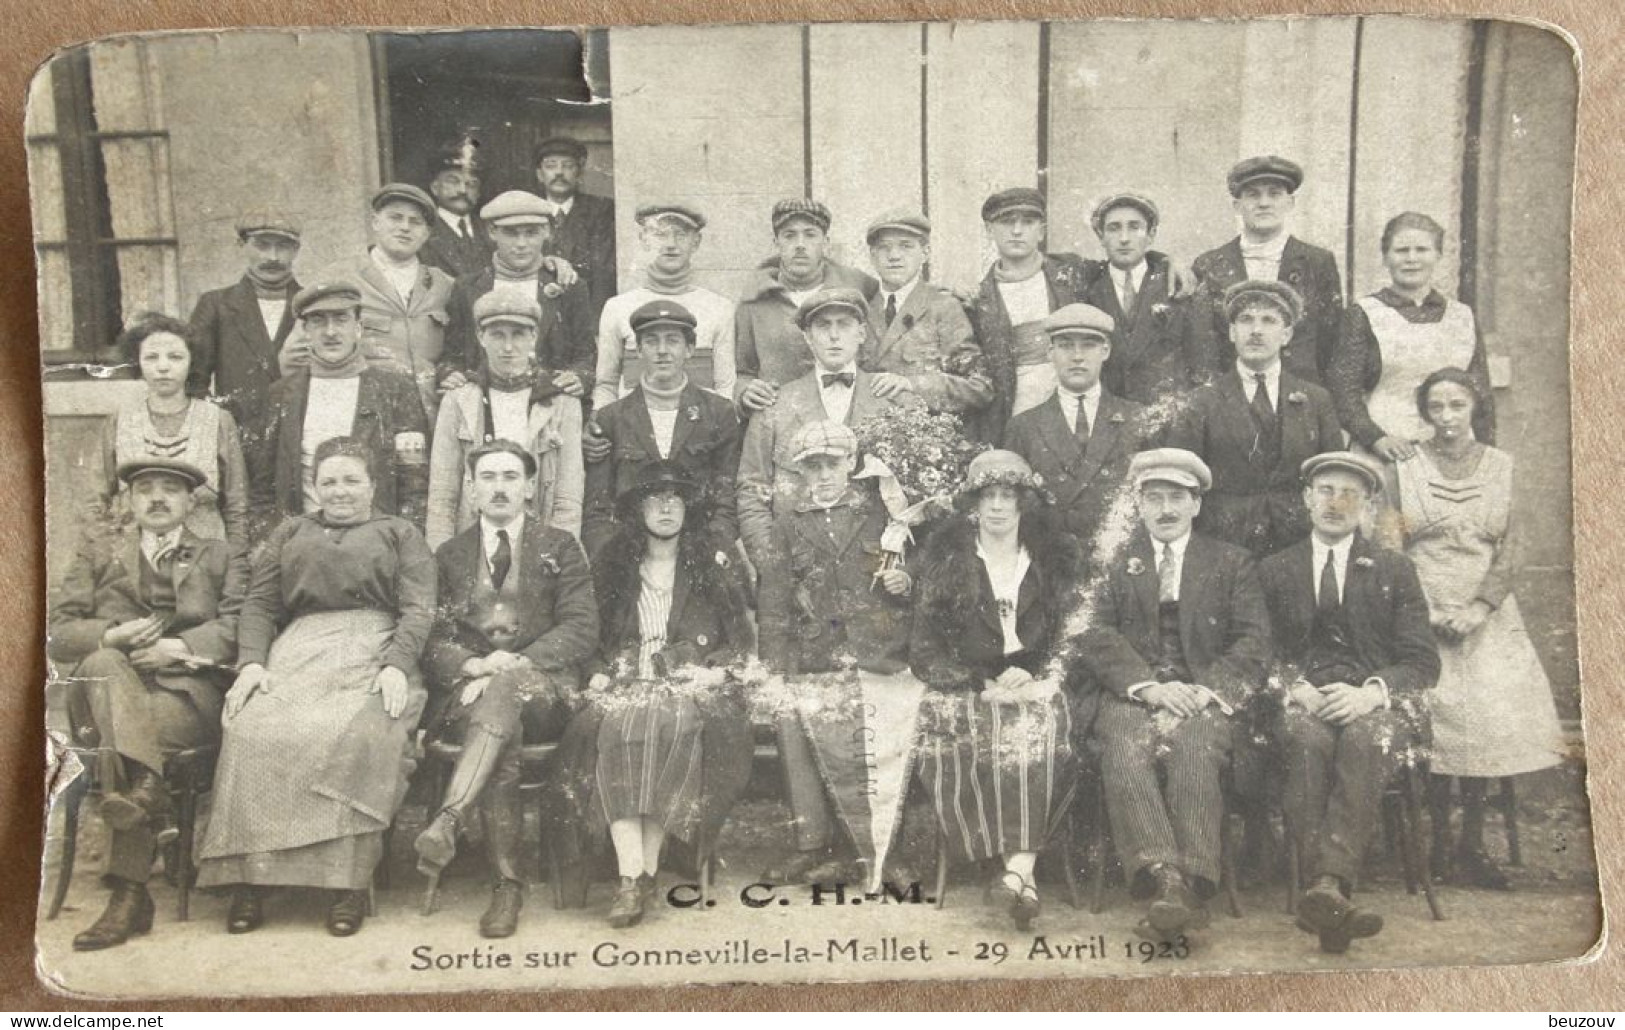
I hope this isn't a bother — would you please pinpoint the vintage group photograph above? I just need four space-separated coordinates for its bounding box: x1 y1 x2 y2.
29 17 1596 998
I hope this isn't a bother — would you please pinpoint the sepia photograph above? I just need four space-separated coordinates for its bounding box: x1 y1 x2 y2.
29 17 1595 999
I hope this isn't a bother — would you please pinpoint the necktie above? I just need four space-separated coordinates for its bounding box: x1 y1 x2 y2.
822 372 855 389
1073 396 1091 449
885 293 898 328
1318 548 1340 612
1251 372 1274 420
491 529 513 591
458 217 471 240
1120 271 1138 323
1158 542 1178 603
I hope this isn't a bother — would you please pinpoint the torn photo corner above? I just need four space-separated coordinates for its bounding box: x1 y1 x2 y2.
31 18 1596 1000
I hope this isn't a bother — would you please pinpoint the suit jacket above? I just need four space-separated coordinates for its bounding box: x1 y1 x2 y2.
250 366 430 534
583 382 741 559
423 515 599 694
550 191 618 321
588 548 751 681
862 282 992 415
1192 236 1343 386
1079 528 1271 710
1259 534 1440 711
733 261 878 402
1002 390 1151 546
48 528 248 716
1167 370 1341 556
735 370 922 567
420 213 491 281
189 276 301 425
1084 253 1217 406
440 265 597 392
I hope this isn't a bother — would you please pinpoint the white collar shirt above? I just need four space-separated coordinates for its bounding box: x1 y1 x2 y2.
816 363 859 425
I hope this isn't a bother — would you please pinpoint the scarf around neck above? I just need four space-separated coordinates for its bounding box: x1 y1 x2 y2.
245 267 295 296
493 253 545 282
307 345 367 379
640 375 688 410
643 264 695 295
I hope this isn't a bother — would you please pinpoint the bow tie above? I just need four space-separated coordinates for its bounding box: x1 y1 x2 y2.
821 372 856 389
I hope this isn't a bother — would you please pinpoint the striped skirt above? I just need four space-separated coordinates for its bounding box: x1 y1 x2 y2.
594 686 705 838
915 690 1077 863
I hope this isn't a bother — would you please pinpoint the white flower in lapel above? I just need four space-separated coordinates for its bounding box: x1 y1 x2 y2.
685 406 701 422
1354 555 1375 569
542 282 563 299
1151 302 1171 319
539 554 561 574
1287 391 1308 405
1109 412 1126 424
1126 556 1146 576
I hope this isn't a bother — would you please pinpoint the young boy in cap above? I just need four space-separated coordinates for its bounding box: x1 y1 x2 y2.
48 458 248 951
533 135 617 320
1169 280 1342 557
1079 447 1271 944
1191 156 1343 385
1258 450 1439 954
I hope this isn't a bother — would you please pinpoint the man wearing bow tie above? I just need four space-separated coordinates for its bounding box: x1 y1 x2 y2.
48 459 248 951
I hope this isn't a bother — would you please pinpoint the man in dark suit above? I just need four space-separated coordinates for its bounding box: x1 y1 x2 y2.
535 135 617 322
1169 280 1342 556
1085 192 1216 407
583 300 741 559
414 439 599 939
48 459 247 951
1080 448 1271 943
1259 451 1439 954
1002 303 1151 551
419 137 492 281
1192 156 1343 385
188 210 302 428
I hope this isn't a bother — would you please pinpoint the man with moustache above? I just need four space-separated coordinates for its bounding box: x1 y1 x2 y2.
415 438 599 938
1259 451 1439 954
1002 304 1152 549
1170 281 1342 557
736 288 920 569
534 135 617 322
734 199 878 418
861 209 992 417
49 458 248 951
188 210 303 425
1082 193 1216 408
1078 448 1271 944
419 138 492 281
1191 157 1343 385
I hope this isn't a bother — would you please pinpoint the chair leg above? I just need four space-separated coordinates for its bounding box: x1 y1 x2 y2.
377 823 394 891
548 839 566 911
1500 777 1522 867
1400 768 1447 921
1088 783 1110 915
1221 811 1244 919
1061 810 1083 911
47 773 88 921
1394 795 1420 896
1284 814 1299 916
698 835 713 910
174 775 199 923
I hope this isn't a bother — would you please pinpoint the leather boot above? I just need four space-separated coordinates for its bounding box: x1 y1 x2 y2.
478 747 526 938
100 766 174 842
415 722 512 879
73 878 154 951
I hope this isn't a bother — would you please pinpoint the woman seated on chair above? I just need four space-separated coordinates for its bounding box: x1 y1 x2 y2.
196 436 435 938
545 460 754 929
909 449 1085 930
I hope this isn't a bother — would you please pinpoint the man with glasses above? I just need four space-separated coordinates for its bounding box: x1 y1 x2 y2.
419 137 492 281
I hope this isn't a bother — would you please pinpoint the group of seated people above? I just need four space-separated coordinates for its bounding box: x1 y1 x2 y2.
49 150 1565 963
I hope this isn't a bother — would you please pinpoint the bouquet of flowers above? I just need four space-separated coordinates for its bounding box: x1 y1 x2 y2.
851 407 987 569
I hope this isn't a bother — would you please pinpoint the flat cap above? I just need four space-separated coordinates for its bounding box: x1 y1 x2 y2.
865 209 931 244
1227 155 1304 197
1301 451 1384 494
1130 447 1212 493
981 187 1046 223
235 208 301 242
1090 192 1160 234
474 289 543 329
533 136 588 164
795 287 868 329
635 202 707 231
772 198 832 234
1043 303 1115 340
371 182 435 219
480 190 556 227
1223 279 1304 326
117 457 207 490
292 279 363 318
629 299 698 336
791 420 858 464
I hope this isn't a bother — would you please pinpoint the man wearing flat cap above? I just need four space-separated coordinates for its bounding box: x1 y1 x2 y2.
534 135 617 322
48 458 248 951
734 198 879 417
188 209 303 426
860 209 993 417
286 183 455 418
440 189 596 403
1258 450 1438 955
1082 192 1217 407
737 288 921 568
591 203 736 410
1191 156 1343 386
1002 303 1154 547
419 136 492 281
1170 280 1342 557
1078 447 1271 944
583 298 741 560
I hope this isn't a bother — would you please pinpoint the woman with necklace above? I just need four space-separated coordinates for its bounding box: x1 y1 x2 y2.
1380 368 1562 890
909 449 1084 930
1328 212 1496 463
102 313 249 549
